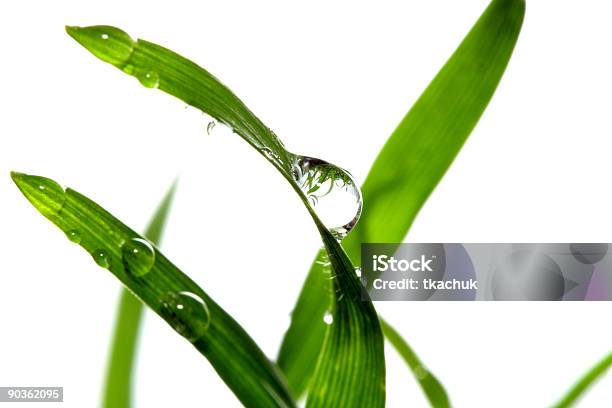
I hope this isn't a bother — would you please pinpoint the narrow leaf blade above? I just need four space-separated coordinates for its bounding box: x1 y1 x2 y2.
552 351 612 408
279 0 526 398
11 172 295 408
381 319 451 408
306 220 385 408
102 181 177 408
65 25 293 178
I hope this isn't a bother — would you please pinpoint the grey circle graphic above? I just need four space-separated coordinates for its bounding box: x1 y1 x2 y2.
570 243 608 264
492 250 565 300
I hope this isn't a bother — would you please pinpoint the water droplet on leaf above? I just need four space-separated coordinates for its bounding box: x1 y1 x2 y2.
22 175 67 217
260 147 283 165
160 291 211 342
414 365 429 380
121 238 156 277
66 230 81 243
290 155 362 240
354 266 362 277
92 249 110 268
206 121 216 135
323 311 334 325
138 71 160 88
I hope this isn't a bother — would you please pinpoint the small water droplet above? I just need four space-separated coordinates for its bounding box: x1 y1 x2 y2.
138 70 160 88
66 229 82 244
354 267 362 277
92 249 110 268
67 26 136 68
121 238 156 277
323 311 334 325
160 291 211 342
23 175 67 217
414 365 429 380
290 154 362 240
206 121 216 135
260 147 283 164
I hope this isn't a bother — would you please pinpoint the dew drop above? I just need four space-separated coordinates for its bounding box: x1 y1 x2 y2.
66 229 82 244
66 26 136 68
121 238 156 277
206 121 216 135
26 175 67 217
137 70 160 88
160 291 211 342
354 266 362 278
290 154 362 240
323 311 334 325
414 365 429 380
92 249 110 268
260 147 283 165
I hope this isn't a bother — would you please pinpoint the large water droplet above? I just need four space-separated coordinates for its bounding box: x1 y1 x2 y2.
92 249 110 268
160 291 211 342
137 70 160 88
66 229 82 244
121 238 156 277
290 155 362 240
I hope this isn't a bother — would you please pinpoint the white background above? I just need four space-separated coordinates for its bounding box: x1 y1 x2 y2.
1 0 611 407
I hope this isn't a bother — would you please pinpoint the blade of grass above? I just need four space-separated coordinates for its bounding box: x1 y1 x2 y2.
65 25 293 181
67 26 387 406
102 181 176 408
305 219 385 408
381 319 450 408
552 351 612 408
11 172 295 408
279 0 525 398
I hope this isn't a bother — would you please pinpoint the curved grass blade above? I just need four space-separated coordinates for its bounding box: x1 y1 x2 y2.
279 0 526 398
306 217 385 408
381 319 451 408
102 181 176 408
65 25 293 180
552 351 612 408
66 26 386 406
11 172 295 408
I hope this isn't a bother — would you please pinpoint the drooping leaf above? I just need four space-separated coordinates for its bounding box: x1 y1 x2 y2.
552 351 612 408
102 181 176 408
381 319 451 408
65 25 293 181
66 25 386 406
11 172 295 408
278 0 525 398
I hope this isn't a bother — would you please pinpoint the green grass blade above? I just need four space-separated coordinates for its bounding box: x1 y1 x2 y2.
306 219 385 408
66 25 386 406
381 319 451 408
11 172 295 408
65 25 293 180
552 351 612 408
102 181 176 408
278 0 525 398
